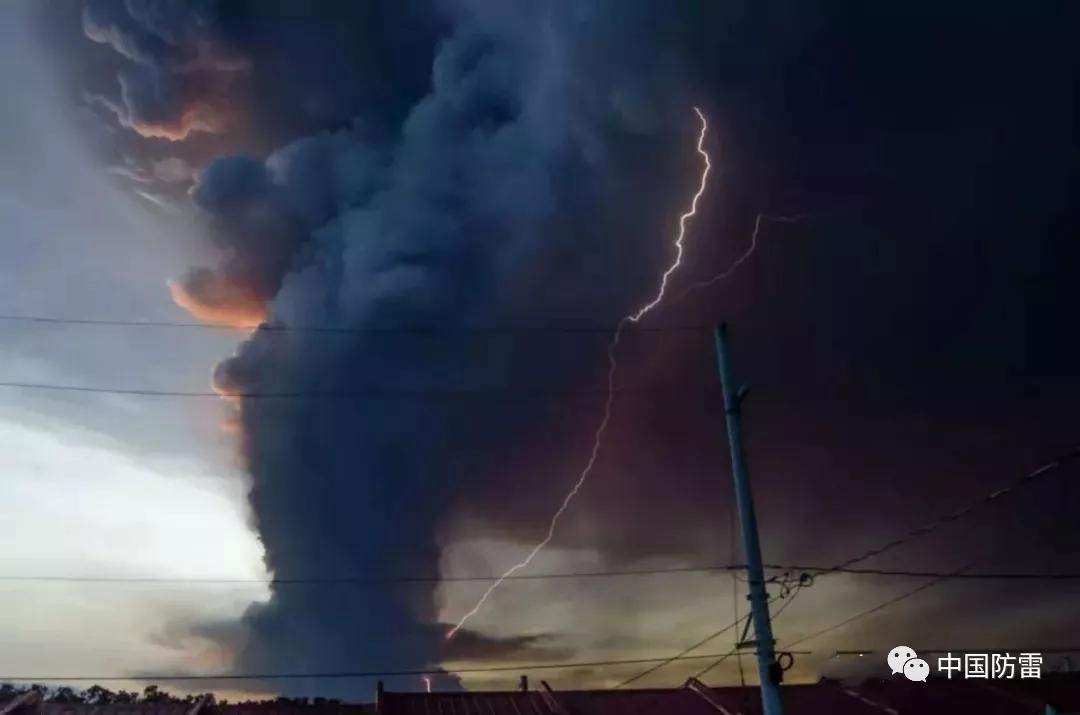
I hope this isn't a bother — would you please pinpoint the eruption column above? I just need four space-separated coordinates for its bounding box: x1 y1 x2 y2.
446 107 712 640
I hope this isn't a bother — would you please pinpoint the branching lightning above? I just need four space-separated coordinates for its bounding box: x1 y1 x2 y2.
445 107 712 641
675 213 809 301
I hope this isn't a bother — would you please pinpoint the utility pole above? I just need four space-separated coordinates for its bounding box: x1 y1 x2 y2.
713 323 784 715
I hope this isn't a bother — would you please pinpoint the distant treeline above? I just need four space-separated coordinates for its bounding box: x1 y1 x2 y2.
0 684 344 707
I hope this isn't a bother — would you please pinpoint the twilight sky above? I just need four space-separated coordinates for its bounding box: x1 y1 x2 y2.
0 0 266 687
3 0 1079 699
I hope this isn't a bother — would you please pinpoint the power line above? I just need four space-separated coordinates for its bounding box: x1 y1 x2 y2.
6 447 1080 590
690 646 739 681
832 647 1080 657
0 314 708 335
10 645 1077 685
776 566 1080 581
0 650 803 683
822 447 1080 574
0 565 748 585
0 380 707 401
611 448 1080 689
784 567 970 650
8 454 1065 689
4 563 1078 586
713 451 1080 676
692 572 1080 681
691 581 807 682
613 613 750 689
613 574 810 690
764 450 1080 657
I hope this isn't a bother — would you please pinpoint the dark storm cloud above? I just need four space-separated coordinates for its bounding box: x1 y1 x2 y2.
57 0 1080 693
76 0 442 145
82 0 243 140
170 131 385 324
196 3 709 692
442 631 571 663
82 0 218 65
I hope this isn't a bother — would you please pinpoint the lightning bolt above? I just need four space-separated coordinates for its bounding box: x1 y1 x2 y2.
422 676 432 693
446 107 712 640
675 212 809 300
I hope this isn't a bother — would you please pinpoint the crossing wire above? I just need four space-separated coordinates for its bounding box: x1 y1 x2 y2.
0 650 798 683
691 589 807 681
823 446 1080 574
3 449 1076 686
616 576 809 689
8 644 1079 686
769 448 1080 659
0 380 707 400
783 567 971 650
2 563 1079 586
611 447 1080 688
1 447 1076 586
0 313 708 335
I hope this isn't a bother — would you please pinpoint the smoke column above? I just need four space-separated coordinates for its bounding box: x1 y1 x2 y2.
446 107 712 639
60 1 1080 692
68 1 748 691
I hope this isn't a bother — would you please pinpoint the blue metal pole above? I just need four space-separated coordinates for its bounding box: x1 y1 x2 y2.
713 323 783 715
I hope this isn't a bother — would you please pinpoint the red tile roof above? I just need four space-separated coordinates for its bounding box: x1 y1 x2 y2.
854 676 1044 715
377 675 1080 715
711 683 898 715
7 673 1077 715
988 672 1080 713
0 702 373 715
376 680 900 715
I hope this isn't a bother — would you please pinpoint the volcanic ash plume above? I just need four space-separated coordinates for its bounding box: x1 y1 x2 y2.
77 0 714 695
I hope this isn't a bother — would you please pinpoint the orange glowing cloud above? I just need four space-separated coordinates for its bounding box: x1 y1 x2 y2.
219 410 245 431
168 270 266 329
128 103 225 142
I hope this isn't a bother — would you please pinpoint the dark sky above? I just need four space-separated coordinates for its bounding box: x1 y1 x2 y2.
19 0 1080 697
